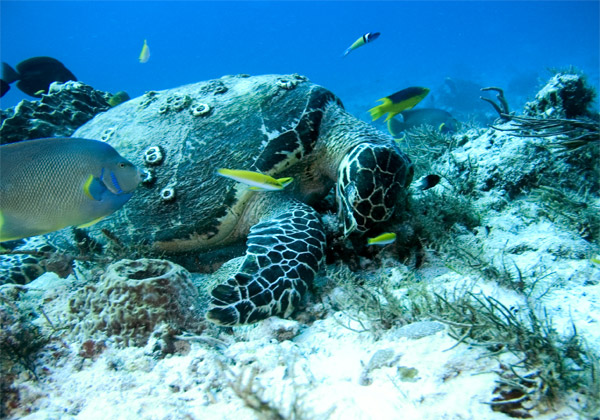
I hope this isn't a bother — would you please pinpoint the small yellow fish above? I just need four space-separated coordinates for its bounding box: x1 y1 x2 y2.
369 87 429 122
367 232 396 246
216 169 293 191
139 39 150 63
107 91 131 107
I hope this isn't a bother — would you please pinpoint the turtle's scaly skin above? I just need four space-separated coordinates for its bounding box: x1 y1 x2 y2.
1 74 413 326
208 196 325 325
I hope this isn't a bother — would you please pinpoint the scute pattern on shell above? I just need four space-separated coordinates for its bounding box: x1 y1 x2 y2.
71 74 337 257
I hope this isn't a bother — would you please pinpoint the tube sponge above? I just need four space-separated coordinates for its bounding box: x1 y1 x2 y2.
68 259 203 346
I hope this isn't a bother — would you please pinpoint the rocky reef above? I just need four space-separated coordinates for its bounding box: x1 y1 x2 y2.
524 73 596 118
0 81 111 145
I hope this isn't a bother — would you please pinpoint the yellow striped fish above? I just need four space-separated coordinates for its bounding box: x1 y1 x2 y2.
367 232 396 246
216 168 293 191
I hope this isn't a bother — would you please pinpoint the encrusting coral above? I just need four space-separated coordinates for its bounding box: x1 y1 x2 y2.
68 259 204 346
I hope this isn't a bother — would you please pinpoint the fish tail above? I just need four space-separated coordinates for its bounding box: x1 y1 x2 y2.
1 62 19 84
368 98 392 121
277 177 294 187
368 106 384 121
368 100 388 121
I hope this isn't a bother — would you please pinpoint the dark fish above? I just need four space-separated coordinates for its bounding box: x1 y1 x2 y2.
343 32 380 57
0 79 9 97
1 57 76 98
1 62 19 96
1 62 19 84
369 87 430 121
0 137 142 241
387 108 459 137
416 174 441 191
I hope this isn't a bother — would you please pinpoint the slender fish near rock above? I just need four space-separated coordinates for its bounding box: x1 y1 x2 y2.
216 168 293 191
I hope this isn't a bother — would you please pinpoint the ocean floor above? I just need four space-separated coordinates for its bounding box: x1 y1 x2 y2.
1 72 599 419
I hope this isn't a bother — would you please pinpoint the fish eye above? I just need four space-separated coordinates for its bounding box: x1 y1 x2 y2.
118 162 126 168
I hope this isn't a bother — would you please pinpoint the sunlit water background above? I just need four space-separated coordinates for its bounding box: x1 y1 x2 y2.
1 1 598 121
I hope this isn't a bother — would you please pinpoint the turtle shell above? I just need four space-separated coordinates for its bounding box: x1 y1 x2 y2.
72 74 340 253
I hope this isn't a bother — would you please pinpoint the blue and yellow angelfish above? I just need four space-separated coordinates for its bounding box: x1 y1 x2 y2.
0 137 142 241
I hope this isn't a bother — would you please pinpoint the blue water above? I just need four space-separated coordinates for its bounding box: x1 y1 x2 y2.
1 1 599 118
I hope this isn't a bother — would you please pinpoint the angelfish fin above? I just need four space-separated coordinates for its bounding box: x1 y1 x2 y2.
83 174 108 201
77 215 107 228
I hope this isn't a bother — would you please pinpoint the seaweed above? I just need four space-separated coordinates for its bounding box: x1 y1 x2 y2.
491 115 600 153
326 261 599 417
430 292 599 418
480 86 511 121
530 185 600 244
217 360 334 420
226 365 287 420
396 124 458 178
0 287 49 380
325 264 395 334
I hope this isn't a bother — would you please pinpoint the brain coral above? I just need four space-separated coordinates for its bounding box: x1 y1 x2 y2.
68 259 203 346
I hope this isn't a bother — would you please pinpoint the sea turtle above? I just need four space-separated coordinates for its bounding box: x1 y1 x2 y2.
2 74 414 326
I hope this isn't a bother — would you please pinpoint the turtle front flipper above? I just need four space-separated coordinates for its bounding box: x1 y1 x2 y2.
206 200 326 326
0 238 57 285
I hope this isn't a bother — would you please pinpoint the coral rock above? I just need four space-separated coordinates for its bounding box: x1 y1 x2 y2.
524 73 595 119
68 259 203 346
0 81 111 145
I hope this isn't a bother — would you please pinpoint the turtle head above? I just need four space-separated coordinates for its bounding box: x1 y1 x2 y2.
336 143 414 236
